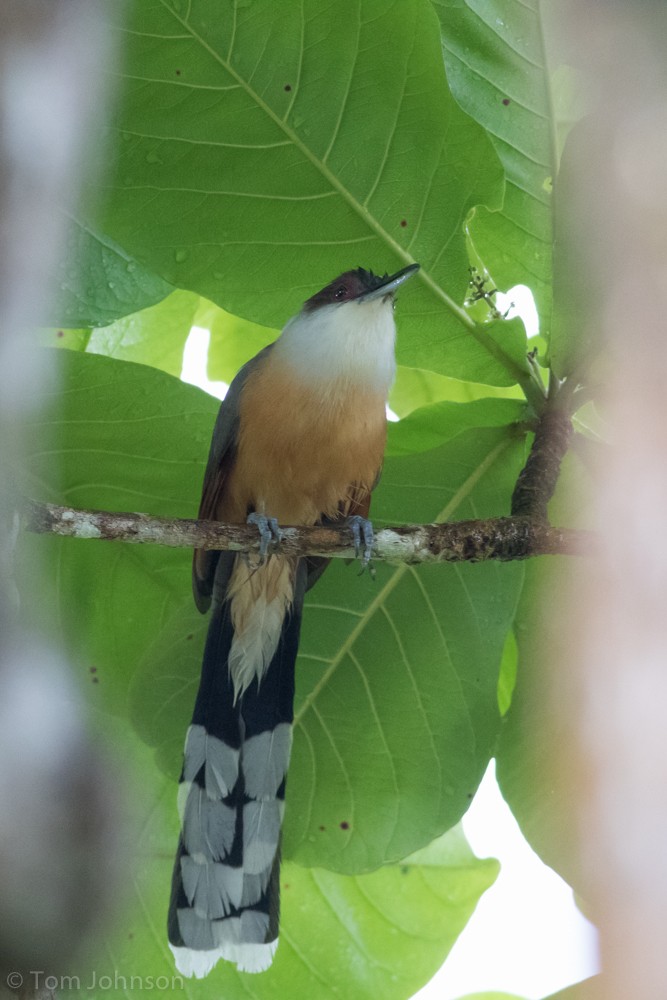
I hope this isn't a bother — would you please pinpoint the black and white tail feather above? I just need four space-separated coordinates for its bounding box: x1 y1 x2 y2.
168 560 306 977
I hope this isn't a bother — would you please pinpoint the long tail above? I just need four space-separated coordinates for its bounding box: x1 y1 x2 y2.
168 558 305 977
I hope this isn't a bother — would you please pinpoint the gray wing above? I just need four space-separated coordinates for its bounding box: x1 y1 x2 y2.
193 344 274 612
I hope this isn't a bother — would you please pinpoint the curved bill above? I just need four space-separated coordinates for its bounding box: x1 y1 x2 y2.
359 262 420 302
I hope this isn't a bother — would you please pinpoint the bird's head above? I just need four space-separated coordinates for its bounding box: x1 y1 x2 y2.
303 263 420 312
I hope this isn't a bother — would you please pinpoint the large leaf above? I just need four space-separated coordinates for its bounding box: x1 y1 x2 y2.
542 981 602 1000
433 0 563 336
21 351 526 875
85 289 201 377
386 396 526 455
50 214 172 327
46 290 270 383
389 365 524 419
17 353 217 714
62 718 499 1000
97 0 528 385
41 327 92 351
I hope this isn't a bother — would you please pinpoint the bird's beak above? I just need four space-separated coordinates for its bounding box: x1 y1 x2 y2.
358 263 420 302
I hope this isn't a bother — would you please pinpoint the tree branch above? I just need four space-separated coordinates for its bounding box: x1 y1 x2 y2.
21 499 594 564
511 405 574 520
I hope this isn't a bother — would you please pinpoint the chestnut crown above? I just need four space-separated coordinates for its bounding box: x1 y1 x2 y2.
303 263 419 311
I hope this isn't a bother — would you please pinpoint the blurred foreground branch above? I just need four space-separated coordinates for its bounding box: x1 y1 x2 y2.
550 3 667 999
0 0 121 991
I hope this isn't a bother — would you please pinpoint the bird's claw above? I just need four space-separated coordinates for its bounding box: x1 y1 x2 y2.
247 512 282 562
347 515 375 575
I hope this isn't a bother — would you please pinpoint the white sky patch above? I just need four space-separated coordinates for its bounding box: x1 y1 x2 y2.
181 326 228 399
496 284 540 339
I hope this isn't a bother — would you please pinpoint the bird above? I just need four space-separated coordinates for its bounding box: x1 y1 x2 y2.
168 262 420 978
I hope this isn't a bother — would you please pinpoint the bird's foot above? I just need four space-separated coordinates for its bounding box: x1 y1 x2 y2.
247 512 282 563
347 515 375 576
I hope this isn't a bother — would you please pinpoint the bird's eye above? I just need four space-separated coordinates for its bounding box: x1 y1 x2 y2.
334 286 347 300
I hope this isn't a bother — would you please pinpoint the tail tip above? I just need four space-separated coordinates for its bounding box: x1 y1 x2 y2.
170 940 278 977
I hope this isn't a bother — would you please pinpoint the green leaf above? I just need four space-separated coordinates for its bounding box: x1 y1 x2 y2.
98 0 524 385
63 721 498 1000
496 626 518 716
21 352 216 516
542 980 602 1000
130 599 208 775
387 397 526 456
50 214 172 327
433 0 568 336
17 352 218 714
486 316 531 377
389 365 524 418
86 289 200 377
39 328 92 351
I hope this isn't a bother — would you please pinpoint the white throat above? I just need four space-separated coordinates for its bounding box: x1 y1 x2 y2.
273 299 397 395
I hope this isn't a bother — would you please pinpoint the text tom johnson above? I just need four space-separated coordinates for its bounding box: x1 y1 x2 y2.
14 971 185 991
